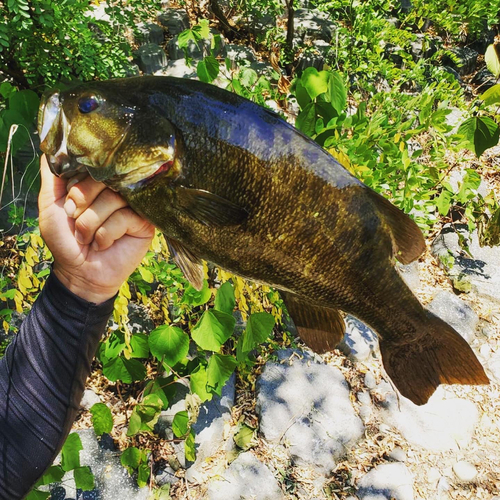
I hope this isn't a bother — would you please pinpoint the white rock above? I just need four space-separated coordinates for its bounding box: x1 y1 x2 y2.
80 389 101 410
357 463 414 500
427 291 478 342
380 392 478 451
207 452 284 500
364 372 377 389
453 461 477 482
338 315 379 362
257 350 364 474
487 350 500 383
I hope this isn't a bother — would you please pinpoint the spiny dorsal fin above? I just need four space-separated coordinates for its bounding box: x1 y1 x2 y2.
176 186 248 227
167 238 204 291
281 291 345 353
367 189 426 264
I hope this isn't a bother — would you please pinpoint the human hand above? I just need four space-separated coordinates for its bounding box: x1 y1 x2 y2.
38 155 155 304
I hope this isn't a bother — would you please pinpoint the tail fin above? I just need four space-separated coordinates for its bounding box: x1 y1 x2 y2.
379 312 489 405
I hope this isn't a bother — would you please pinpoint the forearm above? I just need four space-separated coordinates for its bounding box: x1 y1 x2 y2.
0 272 114 499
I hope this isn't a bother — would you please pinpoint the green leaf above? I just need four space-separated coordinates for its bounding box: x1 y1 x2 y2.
172 410 189 438
185 429 196 462
102 356 147 383
143 378 170 408
240 67 258 88
233 424 256 450
197 55 219 83
130 333 150 359
190 363 213 402
37 465 65 485
181 280 212 306
294 79 311 109
301 67 329 100
90 403 113 436
61 433 82 472
435 188 453 216
485 43 500 78
191 309 235 351
127 394 163 436
214 281 235 315
138 266 154 283
25 491 50 500
137 462 151 487
328 72 347 115
198 19 210 39
121 446 142 469
207 353 237 395
8 90 39 124
480 84 500 107
0 82 15 99
240 312 275 354
149 325 189 367
296 102 317 137
74 466 95 491
457 116 500 157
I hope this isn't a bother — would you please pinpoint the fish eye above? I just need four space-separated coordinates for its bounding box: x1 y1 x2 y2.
78 96 99 114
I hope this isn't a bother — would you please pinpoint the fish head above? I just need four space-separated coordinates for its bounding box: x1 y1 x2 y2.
38 83 177 190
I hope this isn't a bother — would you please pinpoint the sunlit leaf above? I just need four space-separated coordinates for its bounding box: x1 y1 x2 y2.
191 309 235 351
185 429 196 462
457 116 500 157
90 403 113 436
61 433 82 472
214 281 235 315
480 84 500 107
197 55 219 83
149 325 189 367
301 67 329 100
102 356 147 383
485 43 500 78
172 410 189 438
74 466 94 491
190 363 212 402
328 71 347 114
207 353 237 395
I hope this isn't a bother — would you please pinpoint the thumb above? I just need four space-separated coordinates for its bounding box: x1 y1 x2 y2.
38 154 68 211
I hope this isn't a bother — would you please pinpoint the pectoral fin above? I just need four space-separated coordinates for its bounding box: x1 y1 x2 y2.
167 238 204 291
177 186 248 227
281 291 345 353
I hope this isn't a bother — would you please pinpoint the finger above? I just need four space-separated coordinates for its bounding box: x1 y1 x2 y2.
38 154 68 210
65 175 107 218
66 173 88 192
74 189 128 245
93 208 155 251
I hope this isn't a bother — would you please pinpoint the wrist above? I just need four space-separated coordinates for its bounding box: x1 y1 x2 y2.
53 264 118 305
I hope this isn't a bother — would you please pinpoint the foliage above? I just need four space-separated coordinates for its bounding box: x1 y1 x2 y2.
27 433 95 498
0 0 161 90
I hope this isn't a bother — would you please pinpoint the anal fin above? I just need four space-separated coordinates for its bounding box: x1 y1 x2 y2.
281 291 345 353
167 238 204 291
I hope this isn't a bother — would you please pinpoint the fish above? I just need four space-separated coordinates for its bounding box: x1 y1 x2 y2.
37 76 489 405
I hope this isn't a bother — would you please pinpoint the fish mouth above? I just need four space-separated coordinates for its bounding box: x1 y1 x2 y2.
39 90 87 178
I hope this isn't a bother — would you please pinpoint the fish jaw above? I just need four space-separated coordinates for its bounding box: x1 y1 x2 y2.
38 91 86 178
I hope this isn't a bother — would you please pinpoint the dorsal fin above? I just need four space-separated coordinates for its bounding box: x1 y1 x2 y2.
281 291 345 353
367 189 426 264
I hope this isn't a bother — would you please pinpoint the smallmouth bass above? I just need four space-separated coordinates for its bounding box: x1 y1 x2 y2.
38 76 489 405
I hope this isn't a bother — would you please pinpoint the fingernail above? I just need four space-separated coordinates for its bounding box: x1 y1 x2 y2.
66 177 80 192
75 230 84 245
64 199 76 217
91 241 100 252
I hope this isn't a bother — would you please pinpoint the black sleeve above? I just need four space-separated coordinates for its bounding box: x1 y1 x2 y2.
0 271 115 500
